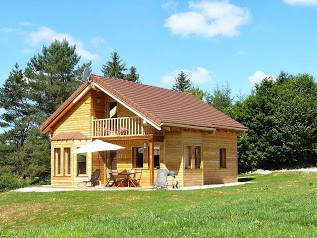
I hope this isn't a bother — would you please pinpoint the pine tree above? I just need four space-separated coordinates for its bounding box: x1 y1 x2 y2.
173 71 192 92
0 63 39 149
101 52 127 79
125 66 140 83
24 39 84 117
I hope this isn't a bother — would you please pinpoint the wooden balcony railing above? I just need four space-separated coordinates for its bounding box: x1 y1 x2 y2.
92 116 155 137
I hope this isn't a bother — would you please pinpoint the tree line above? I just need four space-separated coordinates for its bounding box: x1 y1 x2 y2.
1 39 316 191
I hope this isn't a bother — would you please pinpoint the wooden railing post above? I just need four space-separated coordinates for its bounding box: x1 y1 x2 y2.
91 116 94 138
149 141 154 185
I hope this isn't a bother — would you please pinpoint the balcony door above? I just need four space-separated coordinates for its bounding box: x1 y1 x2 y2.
106 101 117 118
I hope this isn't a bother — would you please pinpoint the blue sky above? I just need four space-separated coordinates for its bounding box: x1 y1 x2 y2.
1 0 317 99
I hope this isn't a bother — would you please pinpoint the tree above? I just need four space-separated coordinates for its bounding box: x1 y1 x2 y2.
125 66 140 83
230 73 317 172
24 39 85 117
0 63 39 149
189 85 205 100
0 39 88 191
205 82 233 112
101 52 127 79
173 71 192 92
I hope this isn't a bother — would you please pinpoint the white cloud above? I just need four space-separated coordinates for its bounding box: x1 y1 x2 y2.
90 37 106 48
27 27 99 61
248 71 275 87
283 0 317 6
164 0 251 38
161 67 211 87
161 1 179 10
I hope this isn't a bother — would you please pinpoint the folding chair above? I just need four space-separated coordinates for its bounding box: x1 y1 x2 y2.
77 169 100 187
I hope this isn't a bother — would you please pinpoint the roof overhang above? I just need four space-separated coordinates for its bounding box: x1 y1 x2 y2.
92 82 161 131
161 123 247 134
160 122 216 132
214 125 248 134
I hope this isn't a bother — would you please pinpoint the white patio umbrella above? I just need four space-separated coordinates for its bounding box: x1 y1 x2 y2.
73 140 125 154
73 140 124 187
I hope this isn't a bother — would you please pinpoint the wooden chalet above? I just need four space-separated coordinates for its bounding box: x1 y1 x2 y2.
40 74 247 187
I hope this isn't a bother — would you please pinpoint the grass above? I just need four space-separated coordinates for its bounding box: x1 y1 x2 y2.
1 172 317 237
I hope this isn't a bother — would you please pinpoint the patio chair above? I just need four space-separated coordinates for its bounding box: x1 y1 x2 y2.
109 170 124 187
77 168 100 187
154 169 168 189
105 168 113 187
133 169 142 187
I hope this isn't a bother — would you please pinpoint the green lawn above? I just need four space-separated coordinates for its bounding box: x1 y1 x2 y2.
1 172 317 237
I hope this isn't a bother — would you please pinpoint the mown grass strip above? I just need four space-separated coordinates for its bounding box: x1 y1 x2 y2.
1 172 317 237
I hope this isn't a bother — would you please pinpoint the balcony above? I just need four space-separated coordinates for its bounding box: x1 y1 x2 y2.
92 116 155 138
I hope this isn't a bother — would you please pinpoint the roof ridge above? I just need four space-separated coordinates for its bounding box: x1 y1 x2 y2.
90 74 194 96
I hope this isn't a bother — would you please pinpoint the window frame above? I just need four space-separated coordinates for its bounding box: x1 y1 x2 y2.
64 147 71 176
54 148 62 176
132 147 144 168
154 146 160 169
77 153 87 175
194 146 201 169
220 148 227 168
184 145 192 169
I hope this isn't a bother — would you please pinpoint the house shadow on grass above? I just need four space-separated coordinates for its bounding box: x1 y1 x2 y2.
238 177 255 183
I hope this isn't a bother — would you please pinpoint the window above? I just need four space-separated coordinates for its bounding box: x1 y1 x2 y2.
194 146 201 169
64 148 71 176
107 101 117 118
184 146 191 169
77 153 87 175
220 148 226 168
133 147 143 168
54 148 61 175
154 146 160 169
108 150 117 170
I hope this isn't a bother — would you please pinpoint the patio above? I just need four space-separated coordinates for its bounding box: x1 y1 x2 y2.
14 181 248 192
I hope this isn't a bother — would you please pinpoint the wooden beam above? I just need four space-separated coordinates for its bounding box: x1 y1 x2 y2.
149 141 154 186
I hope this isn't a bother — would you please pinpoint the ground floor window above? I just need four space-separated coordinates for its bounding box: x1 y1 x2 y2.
154 146 160 168
220 148 226 168
184 146 191 169
184 145 201 169
54 148 61 175
64 148 71 176
133 147 144 168
77 153 87 175
194 146 201 169
108 150 117 170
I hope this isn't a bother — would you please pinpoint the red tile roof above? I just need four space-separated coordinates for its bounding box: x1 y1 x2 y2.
91 75 246 131
51 132 89 141
41 74 246 133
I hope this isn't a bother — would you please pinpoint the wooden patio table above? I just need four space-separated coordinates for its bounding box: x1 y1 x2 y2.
118 172 137 187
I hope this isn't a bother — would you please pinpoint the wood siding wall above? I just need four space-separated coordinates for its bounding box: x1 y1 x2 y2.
52 92 92 137
203 131 238 184
163 129 238 187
